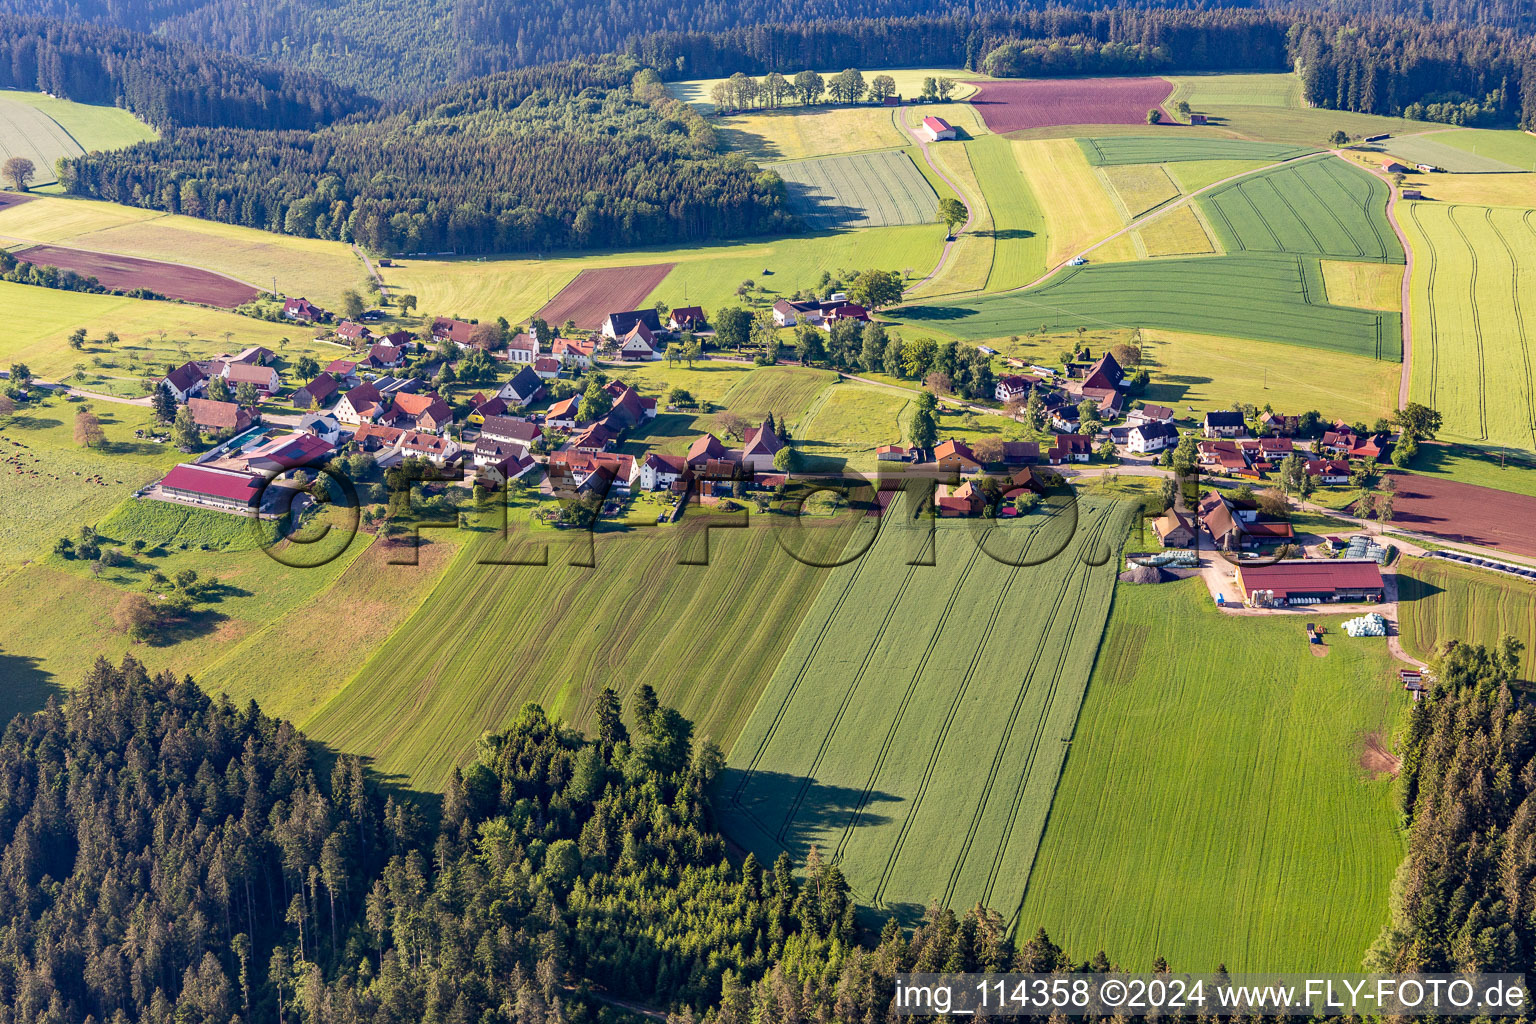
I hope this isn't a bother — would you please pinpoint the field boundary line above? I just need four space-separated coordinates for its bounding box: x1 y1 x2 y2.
983 514 1113 916
1489 210 1536 447
1446 206 1488 439
830 538 988 869
1350 150 1416 408
870 542 1020 906
773 560 921 842
899 107 975 293
943 510 1111 910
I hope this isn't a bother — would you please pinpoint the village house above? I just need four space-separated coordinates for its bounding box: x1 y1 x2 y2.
545 396 580 430
161 362 208 403
640 452 689 491
377 330 415 349
283 297 328 323
876 444 908 462
299 412 344 444
920 115 956 141
1047 434 1094 464
1203 410 1247 439
821 302 871 326
397 430 461 465
1259 411 1300 436
552 336 595 369
1199 490 1294 550
324 359 360 385
1152 507 1197 548
547 451 639 494
570 422 618 454
389 391 454 433
480 415 543 448
933 439 982 475
496 366 546 408
935 480 983 516
618 322 663 360
465 393 511 423
335 321 373 345
1305 457 1351 485
157 463 263 513
363 342 408 370
771 298 823 327
1002 441 1041 465
533 356 562 380
351 423 405 453
292 373 342 409
686 433 729 469
1127 420 1178 454
432 317 476 347
601 309 663 340
1196 439 1250 475
995 375 1035 403
187 398 255 436
473 437 528 468
222 362 281 395
506 333 540 364
478 451 536 488
668 306 707 331
334 382 388 425
739 420 786 472
1127 403 1174 426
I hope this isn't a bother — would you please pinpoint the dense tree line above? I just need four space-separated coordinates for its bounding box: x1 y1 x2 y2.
0 15 370 129
4 0 1532 99
1369 635 1536 972
0 655 1151 1023
63 61 793 255
634 9 1535 127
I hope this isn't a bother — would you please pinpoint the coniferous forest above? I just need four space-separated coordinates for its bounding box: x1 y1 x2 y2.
62 61 794 256
0 656 1099 1024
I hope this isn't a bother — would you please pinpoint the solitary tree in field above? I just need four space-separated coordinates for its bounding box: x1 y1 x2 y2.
1174 100 1192 121
938 197 968 239
1329 130 1350 146
1146 108 1163 125
2 156 35 192
74 408 104 448
937 77 956 101
399 293 418 315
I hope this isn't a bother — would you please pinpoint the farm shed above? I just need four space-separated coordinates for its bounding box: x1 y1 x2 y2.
1235 560 1384 607
157 464 263 512
920 116 956 141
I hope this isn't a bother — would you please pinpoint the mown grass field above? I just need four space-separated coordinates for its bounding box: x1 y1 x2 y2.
712 106 904 162
1397 556 1536 683
1200 157 1402 263
1019 578 1404 970
0 196 374 308
0 497 373 720
1425 128 1536 170
1402 202 1536 449
1079 135 1315 165
1099 163 1180 219
905 254 1401 359
0 98 84 186
0 395 177 564
303 523 838 791
0 281 356 397
1165 158 1274 193
1368 132 1526 174
717 365 839 427
966 134 1049 290
1133 205 1218 257
383 226 945 328
0 90 157 152
1321 259 1402 310
1014 138 1125 267
775 150 939 229
1216 106 1427 146
719 501 1133 925
1165 73 1304 110
795 382 912 471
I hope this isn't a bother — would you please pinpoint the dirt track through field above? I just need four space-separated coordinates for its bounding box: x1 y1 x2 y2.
535 263 674 329
13 243 259 307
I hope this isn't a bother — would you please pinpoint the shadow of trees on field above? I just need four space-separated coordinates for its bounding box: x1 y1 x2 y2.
0 651 61 722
